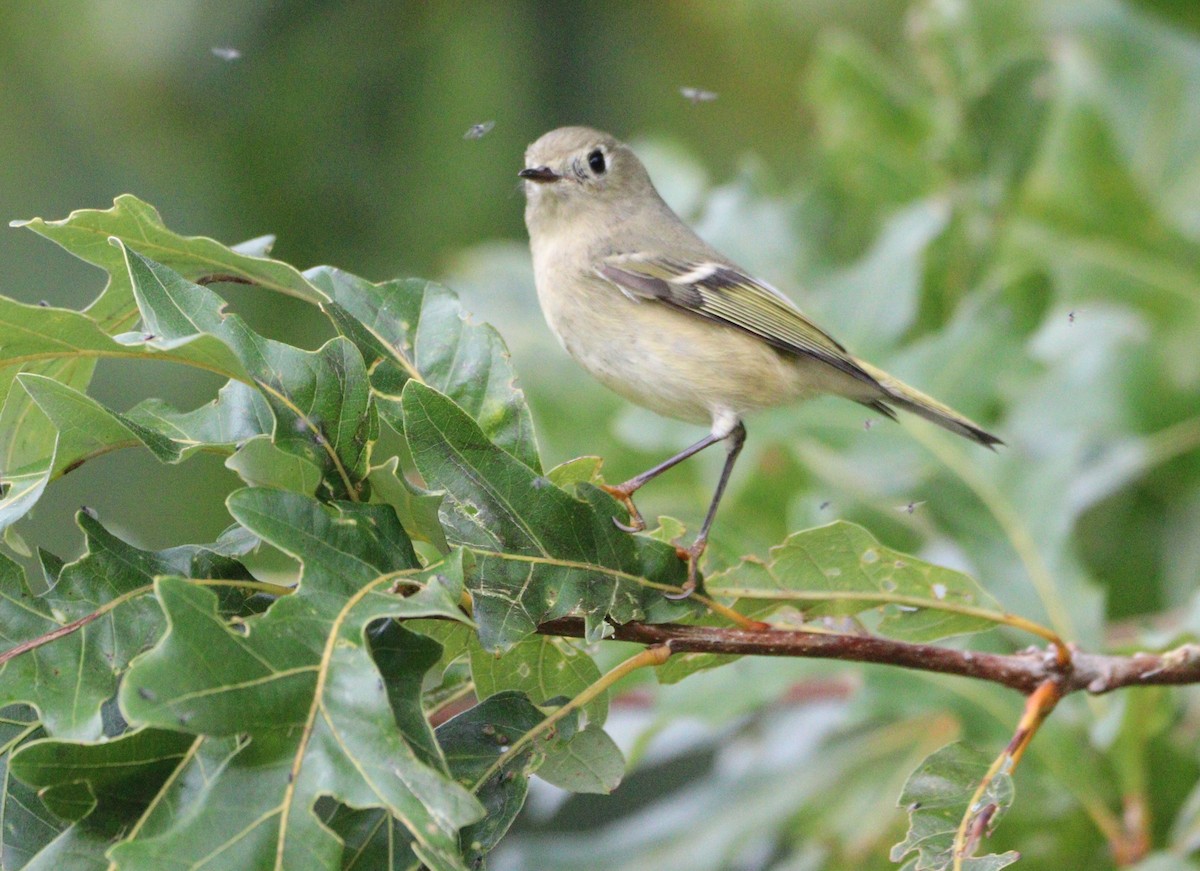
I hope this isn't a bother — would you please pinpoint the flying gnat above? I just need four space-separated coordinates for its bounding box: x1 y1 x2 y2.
863 418 874 431
680 87 718 105
464 121 495 140
897 501 926 515
211 46 242 62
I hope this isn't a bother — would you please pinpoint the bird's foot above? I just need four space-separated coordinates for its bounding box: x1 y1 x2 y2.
663 538 707 600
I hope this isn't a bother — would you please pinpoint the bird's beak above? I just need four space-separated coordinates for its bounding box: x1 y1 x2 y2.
518 166 561 184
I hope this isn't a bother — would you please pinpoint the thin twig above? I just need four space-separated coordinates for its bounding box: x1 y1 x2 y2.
535 618 1200 697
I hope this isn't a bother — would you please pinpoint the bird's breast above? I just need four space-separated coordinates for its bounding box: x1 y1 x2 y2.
529 240 829 426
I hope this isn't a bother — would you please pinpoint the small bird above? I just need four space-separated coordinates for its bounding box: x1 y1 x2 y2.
520 126 1000 598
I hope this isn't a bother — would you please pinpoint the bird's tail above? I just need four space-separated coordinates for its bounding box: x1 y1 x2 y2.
854 359 1003 449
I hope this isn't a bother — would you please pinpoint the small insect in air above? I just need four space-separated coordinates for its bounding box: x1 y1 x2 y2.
1067 310 1078 325
680 87 718 105
818 500 832 511
211 46 242 62
897 501 926 515
464 121 495 140
863 418 875 431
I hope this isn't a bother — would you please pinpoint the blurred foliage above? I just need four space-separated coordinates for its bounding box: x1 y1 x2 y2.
2 0 1200 869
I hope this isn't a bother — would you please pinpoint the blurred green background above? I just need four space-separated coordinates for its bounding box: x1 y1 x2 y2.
6 1 1200 868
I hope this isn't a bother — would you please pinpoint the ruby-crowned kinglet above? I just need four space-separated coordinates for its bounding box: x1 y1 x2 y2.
520 126 1000 597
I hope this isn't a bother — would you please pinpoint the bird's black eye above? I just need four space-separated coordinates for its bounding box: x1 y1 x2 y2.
587 149 606 174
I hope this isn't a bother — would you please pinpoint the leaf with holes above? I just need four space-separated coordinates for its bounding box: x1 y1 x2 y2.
436 690 591 865
469 634 607 726
707 521 1004 642
890 742 1019 871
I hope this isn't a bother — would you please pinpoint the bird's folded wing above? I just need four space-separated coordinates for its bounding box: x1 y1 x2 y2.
598 254 876 385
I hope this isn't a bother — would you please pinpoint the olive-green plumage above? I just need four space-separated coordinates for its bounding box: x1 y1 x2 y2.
520 126 1000 448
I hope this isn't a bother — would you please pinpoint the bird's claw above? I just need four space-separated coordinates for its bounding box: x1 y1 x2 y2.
612 515 645 533
601 483 646 533
664 540 706 600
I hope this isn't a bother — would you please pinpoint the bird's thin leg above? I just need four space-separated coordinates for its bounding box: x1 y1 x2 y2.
602 431 723 532
665 422 747 600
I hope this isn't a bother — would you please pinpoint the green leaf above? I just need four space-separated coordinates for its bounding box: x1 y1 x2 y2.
368 456 449 552
400 380 690 650
13 195 324 335
545 455 604 489
469 634 607 726
308 267 541 472
3 197 320 529
707 520 1004 642
436 691 577 864
226 435 324 494
116 243 376 500
104 731 292 871
319 803 418 871
0 516 254 740
11 727 195 823
226 488 419 599
18 373 182 463
9 726 196 870
0 373 201 533
314 623 463 871
0 296 250 529
890 742 1019 871
0 294 248 385
369 621 448 771
0 706 60 868
118 489 480 870
533 724 624 795
126 378 274 453
120 573 478 870
0 373 273 531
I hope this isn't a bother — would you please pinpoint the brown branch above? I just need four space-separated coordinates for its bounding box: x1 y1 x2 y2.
535 618 1200 697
